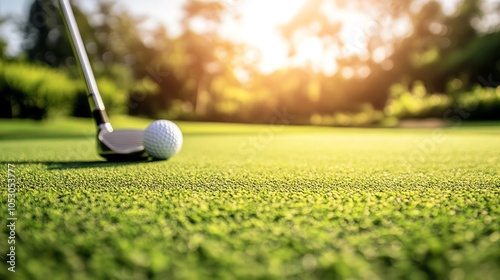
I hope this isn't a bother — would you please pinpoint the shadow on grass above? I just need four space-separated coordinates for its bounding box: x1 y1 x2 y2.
0 159 159 170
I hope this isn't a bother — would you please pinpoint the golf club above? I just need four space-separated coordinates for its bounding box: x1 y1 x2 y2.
59 0 148 161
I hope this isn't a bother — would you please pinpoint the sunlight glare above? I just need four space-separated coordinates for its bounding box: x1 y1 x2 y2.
223 0 403 75
224 0 307 73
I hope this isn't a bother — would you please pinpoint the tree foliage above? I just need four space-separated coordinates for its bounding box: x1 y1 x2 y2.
2 0 500 122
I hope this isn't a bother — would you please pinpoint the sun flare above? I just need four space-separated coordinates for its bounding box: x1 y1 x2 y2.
226 0 308 73
226 0 378 74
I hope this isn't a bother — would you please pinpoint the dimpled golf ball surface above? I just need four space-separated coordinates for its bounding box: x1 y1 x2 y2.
143 120 183 160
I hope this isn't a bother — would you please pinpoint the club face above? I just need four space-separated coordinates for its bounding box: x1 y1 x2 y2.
97 129 149 161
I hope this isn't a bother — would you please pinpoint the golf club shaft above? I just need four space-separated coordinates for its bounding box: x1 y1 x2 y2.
59 0 110 127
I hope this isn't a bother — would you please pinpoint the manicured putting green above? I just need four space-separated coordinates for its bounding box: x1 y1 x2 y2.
0 117 499 279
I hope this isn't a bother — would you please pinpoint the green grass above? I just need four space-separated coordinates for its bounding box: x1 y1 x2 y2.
1 117 499 280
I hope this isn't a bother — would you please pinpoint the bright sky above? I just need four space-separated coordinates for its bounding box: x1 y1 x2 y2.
1 0 498 74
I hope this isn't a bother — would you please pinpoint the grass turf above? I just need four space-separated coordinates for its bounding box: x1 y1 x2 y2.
0 117 499 279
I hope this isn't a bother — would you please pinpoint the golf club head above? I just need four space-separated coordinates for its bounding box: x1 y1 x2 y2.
97 125 149 161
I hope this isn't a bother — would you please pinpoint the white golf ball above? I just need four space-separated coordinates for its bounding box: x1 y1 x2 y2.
143 120 183 160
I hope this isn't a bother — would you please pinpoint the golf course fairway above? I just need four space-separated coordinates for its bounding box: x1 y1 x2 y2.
1 117 499 279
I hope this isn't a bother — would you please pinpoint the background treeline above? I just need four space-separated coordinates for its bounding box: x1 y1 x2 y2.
0 0 499 125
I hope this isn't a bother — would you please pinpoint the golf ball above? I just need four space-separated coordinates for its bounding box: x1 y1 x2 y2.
143 120 183 160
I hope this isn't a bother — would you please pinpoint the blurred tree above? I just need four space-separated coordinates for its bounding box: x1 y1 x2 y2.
427 0 500 90
0 17 8 59
20 0 161 117
281 0 500 113
8 0 500 122
181 0 220 114
1 16 12 118
280 0 415 114
386 0 500 95
179 0 240 115
22 0 92 67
